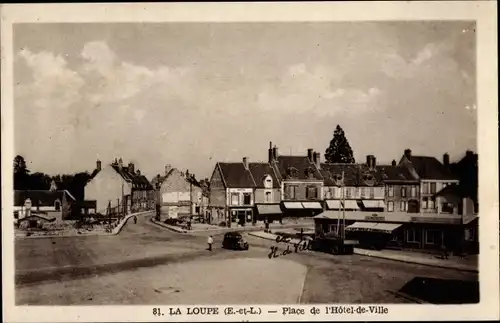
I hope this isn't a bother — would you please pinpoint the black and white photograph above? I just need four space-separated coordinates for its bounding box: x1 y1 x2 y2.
1 2 498 322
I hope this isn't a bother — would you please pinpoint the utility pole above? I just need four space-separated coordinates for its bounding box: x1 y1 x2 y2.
342 170 345 241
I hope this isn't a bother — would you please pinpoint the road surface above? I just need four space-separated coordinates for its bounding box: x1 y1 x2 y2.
15 215 479 304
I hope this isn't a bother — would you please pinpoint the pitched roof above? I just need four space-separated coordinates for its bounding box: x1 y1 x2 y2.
405 156 457 180
248 162 280 188
320 163 385 186
218 162 256 188
107 164 153 190
376 165 418 183
14 190 75 207
275 156 323 181
152 168 201 188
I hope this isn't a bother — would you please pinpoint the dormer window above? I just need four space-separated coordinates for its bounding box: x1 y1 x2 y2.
305 167 315 179
334 174 343 187
286 167 299 179
363 173 375 186
263 175 273 189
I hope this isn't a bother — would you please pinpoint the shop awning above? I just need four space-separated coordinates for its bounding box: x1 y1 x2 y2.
283 202 304 209
346 221 402 234
256 204 282 215
343 200 360 210
362 200 385 208
301 202 323 209
326 200 342 209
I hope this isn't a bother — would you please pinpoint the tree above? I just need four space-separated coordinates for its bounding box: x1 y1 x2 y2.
14 155 30 190
324 125 356 164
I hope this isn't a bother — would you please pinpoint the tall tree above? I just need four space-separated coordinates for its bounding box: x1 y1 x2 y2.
324 125 356 164
14 155 30 190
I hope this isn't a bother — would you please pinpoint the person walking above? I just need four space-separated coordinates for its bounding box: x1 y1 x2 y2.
133 216 137 224
441 243 449 260
207 235 213 251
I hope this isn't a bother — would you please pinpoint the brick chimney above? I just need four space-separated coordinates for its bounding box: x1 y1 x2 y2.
136 169 141 176
96 160 102 171
307 148 314 161
268 141 274 163
272 145 278 160
391 160 397 166
366 155 376 169
128 162 135 174
243 157 249 170
118 157 123 169
443 153 450 166
404 149 412 160
165 164 172 176
313 152 321 169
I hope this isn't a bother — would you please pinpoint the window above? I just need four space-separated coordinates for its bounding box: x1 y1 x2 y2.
387 201 394 212
423 183 429 194
388 186 394 197
422 197 428 209
411 186 416 197
345 187 352 198
306 186 318 199
360 187 366 198
265 191 272 203
401 187 406 197
428 197 435 210
430 182 437 194
369 187 375 198
406 228 420 243
231 193 239 206
264 176 273 189
400 201 406 211
425 229 441 245
286 185 297 200
243 193 251 205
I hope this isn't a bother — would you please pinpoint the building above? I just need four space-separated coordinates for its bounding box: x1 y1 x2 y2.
377 160 420 213
154 165 205 219
249 161 282 222
269 144 324 217
14 188 75 222
448 150 478 213
209 158 256 226
321 155 385 214
85 158 155 215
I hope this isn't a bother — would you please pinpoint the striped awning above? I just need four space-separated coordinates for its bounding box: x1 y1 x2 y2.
362 200 385 208
326 200 342 209
283 202 304 209
256 204 282 215
343 200 360 210
301 202 323 209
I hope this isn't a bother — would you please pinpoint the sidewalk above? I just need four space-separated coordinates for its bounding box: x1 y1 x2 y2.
151 218 314 235
248 231 478 273
15 211 154 239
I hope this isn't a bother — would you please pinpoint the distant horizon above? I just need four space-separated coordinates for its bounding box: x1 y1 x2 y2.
14 22 477 179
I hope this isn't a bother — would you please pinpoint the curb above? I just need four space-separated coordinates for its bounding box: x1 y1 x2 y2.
296 268 307 304
15 211 154 239
248 231 478 273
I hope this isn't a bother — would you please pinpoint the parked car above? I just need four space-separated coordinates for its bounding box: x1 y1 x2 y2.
222 232 249 250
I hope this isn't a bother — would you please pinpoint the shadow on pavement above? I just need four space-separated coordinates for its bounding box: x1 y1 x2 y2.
398 276 479 304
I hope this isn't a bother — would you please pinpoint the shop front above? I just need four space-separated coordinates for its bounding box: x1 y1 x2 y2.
228 207 254 226
282 201 323 218
255 203 282 223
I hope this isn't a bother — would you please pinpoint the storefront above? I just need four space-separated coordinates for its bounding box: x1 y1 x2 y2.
282 201 323 218
255 203 282 222
228 207 254 226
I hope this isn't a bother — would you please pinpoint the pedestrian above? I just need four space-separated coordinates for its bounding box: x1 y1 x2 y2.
133 216 137 224
441 243 449 260
207 235 213 251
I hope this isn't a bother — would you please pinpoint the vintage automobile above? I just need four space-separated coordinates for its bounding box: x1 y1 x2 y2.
222 232 249 250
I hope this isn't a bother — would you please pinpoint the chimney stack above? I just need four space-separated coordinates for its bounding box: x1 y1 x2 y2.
466 150 473 158
391 160 397 166
272 146 278 160
118 157 123 169
136 169 141 176
96 160 102 171
307 148 314 161
366 155 376 169
268 142 274 163
165 164 172 176
313 152 321 169
443 153 450 166
404 149 412 160
242 157 249 169
128 162 135 174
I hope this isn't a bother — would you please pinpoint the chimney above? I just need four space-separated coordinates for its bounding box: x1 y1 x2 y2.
466 150 473 158
366 155 376 169
307 148 314 161
165 164 172 176
96 160 102 171
242 157 249 169
272 146 278 160
268 142 274 163
372 156 376 168
128 162 135 174
391 160 397 166
404 149 412 160
313 152 321 169
443 153 450 166
136 169 141 176
118 157 123 168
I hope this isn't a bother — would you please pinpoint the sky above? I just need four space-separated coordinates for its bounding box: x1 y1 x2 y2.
13 21 477 180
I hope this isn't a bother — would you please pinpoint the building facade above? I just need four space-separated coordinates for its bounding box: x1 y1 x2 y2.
14 188 75 222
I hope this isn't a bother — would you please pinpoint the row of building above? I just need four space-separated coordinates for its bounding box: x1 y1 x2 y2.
207 142 479 253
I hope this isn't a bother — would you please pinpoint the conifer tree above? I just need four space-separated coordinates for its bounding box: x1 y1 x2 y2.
324 125 355 164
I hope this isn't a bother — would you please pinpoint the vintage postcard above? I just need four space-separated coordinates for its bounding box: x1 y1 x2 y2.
1 2 498 322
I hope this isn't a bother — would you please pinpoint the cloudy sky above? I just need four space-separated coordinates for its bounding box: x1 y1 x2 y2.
14 22 476 179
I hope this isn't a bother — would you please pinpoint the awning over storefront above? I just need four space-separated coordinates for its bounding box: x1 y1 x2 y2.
361 200 385 208
256 204 282 215
283 202 304 209
301 202 323 209
346 221 402 234
326 200 342 209
343 200 360 210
